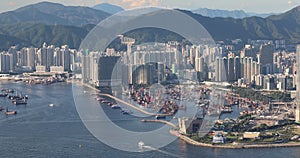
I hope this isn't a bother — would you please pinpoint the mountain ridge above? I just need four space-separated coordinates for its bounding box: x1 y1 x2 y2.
0 1 110 26
0 2 299 50
93 3 124 14
192 8 274 19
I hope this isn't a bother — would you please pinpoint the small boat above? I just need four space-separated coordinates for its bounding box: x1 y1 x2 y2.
108 102 116 106
24 95 29 99
8 95 20 100
5 108 17 115
155 115 166 120
1 88 14 93
96 97 104 101
221 107 233 113
101 100 110 104
121 109 133 115
111 104 121 109
0 93 8 97
5 111 17 115
12 99 27 105
49 104 54 107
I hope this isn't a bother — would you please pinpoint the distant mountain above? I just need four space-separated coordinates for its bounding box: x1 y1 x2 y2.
192 8 273 19
93 3 124 14
0 2 299 50
181 6 300 41
0 1 110 26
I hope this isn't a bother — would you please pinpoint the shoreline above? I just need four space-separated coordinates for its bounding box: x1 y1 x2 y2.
139 120 300 149
170 130 300 149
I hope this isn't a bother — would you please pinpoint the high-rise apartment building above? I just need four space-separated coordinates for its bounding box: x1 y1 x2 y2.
296 45 300 122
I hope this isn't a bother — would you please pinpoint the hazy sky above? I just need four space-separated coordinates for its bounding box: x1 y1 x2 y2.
1 0 299 13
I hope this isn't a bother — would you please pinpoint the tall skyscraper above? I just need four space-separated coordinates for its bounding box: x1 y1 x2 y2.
82 50 90 83
8 46 18 70
27 47 36 70
296 45 300 123
215 57 225 82
19 47 36 70
0 53 13 73
61 45 71 72
223 57 228 80
228 57 235 82
234 57 241 81
259 43 274 65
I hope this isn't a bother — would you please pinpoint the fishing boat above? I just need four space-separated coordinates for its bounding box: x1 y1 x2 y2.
12 98 27 105
8 89 28 101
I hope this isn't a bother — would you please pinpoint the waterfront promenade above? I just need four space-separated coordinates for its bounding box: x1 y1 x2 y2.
170 130 300 149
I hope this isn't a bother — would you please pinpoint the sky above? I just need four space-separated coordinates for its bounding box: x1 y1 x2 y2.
0 0 300 13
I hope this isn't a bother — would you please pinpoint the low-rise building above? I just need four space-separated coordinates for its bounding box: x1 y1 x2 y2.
212 132 225 144
243 132 260 139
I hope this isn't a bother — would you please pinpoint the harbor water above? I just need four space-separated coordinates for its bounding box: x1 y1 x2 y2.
0 81 299 158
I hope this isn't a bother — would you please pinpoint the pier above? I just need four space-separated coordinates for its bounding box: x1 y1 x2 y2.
98 93 172 117
80 82 172 117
